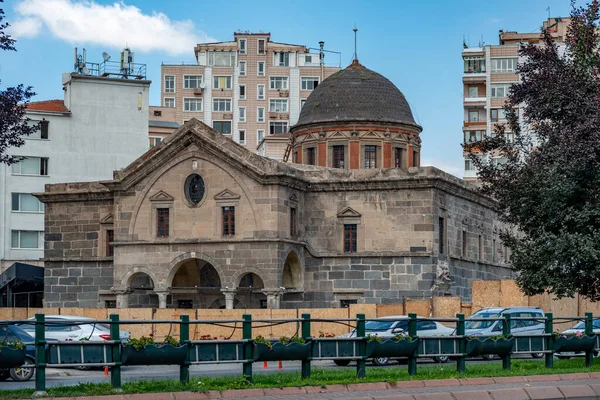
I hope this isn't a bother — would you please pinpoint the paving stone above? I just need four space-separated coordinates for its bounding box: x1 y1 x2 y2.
493 377 527 384
372 394 416 400
173 393 212 400
559 373 590 380
262 387 307 396
391 381 425 389
524 386 565 400
488 388 530 400
347 383 390 391
423 379 460 387
221 388 265 398
449 390 493 400
458 378 495 385
413 393 454 400
526 374 560 382
557 385 597 400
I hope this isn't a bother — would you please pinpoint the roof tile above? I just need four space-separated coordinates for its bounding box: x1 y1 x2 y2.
26 99 69 113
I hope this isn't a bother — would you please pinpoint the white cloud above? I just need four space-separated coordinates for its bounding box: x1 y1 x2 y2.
10 0 215 55
421 157 464 178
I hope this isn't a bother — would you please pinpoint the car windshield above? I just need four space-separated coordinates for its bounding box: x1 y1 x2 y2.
465 311 501 330
365 320 396 332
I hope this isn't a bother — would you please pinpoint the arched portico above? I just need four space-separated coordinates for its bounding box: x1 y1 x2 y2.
166 257 224 309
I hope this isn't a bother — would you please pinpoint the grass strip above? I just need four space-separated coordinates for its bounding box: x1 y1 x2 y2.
0 358 598 399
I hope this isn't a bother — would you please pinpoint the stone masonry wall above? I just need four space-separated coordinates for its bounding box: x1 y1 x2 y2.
44 261 114 308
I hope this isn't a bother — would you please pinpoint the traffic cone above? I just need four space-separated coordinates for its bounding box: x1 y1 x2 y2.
104 366 109 376
263 361 268 369
278 360 283 370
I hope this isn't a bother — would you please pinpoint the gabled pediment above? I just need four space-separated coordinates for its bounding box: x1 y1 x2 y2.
149 190 174 202
214 189 241 201
100 213 114 224
330 131 346 138
363 131 379 138
337 206 361 218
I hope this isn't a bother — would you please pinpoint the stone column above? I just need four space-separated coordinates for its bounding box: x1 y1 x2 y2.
156 291 169 309
115 290 130 309
262 289 283 309
221 289 236 310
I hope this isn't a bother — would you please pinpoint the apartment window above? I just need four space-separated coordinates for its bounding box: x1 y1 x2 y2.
274 52 289 67
208 51 236 67
257 61 265 76
462 231 467 257
11 230 43 249
305 55 313 64
239 39 246 54
28 120 49 139
164 98 175 108
149 137 162 148
239 107 246 122
394 147 403 168
257 85 265 100
12 157 48 176
157 208 169 238
290 207 297 236
105 300 117 309
479 235 483 260
239 85 246 100
306 147 316 165
506 132 515 143
164 75 175 93
239 130 246 145
413 150 419 167
269 121 288 135
464 130 484 144
257 39 266 55
439 217 445 254
491 58 517 73
257 129 265 143
468 86 478 98
106 229 114 257
213 121 232 134
464 57 486 73
465 159 474 171
184 98 202 112
183 75 202 89
213 76 232 90
344 224 357 253
301 77 319 90
12 193 44 212
222 206 235 235
257 107 265 122
364 145 377 168
269 99 288 112
468 110 479 122
270 77 289 90
491 83 512 98
332 145 345 168
301 99 307 108
213 98 232 112
239 61 246 76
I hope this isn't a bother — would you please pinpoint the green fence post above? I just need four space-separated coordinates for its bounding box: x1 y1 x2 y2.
545 312 554 369
301 313 311 379
502 313 511 370
585 312 594 368
356 314 366 378
110 314 122 389
34 313 46 396
180 315 190 383
408 313 417 376
242 314 253 383
456 313 466 373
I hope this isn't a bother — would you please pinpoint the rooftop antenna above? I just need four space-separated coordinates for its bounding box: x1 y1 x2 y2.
547 6 550 19
353 24 358 61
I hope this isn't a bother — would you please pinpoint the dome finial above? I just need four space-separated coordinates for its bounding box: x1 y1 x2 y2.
353 24 358 62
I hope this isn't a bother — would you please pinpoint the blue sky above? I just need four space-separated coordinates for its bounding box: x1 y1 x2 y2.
2 0 573 176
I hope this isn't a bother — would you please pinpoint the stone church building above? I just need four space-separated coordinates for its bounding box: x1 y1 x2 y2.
37 60 512 309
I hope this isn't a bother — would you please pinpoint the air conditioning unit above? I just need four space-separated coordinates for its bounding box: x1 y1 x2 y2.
193 88 203 95
223 113 233 120
278 90 289 98
269 112 279 119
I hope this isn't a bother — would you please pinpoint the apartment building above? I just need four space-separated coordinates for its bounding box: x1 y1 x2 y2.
160 32 340 157
0 72 150 271
462 17 569 181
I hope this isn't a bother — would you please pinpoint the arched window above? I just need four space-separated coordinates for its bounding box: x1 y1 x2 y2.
184 174 205 205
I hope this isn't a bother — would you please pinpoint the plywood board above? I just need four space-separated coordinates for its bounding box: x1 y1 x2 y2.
298 308 349 337
499 280 527 307
472 280 501 312
117 308 154 339
27 308 59 319
460 303 473 318
349 304 377 324
248 309 273 339
60 308 108 320
579 296 600 316
432 297 461 319
270 309 298 338
193 309 245 340
405 300 432 317
377 304 405 317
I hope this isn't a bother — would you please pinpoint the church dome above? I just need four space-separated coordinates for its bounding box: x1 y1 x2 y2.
294 61 421 131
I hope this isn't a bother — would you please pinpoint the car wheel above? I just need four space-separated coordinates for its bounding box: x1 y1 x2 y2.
0 370 9 381
10 358 35 382
372 357 389 366
333 360 351 367
481 354 495 361
531 352 544 359
433 356 449 363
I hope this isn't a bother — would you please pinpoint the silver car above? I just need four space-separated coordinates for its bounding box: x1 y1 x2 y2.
18 315 130 342
555 319 600 359
335 315 455 366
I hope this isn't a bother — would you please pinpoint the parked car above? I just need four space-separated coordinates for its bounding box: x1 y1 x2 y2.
0 324 36 381
334 316 455 366
464 306 545 359
555 319 600 359
17 315 130 342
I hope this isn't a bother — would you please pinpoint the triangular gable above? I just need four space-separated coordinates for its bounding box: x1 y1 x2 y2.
214 189 241 201
330 131 346 139
363 131 379 139
100 213 114 224
149 190 174 202
289 192 299 203
337 206 361 218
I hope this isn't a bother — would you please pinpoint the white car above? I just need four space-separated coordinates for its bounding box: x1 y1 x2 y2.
555 319 600 359
334 315 455 366
18 315 130 342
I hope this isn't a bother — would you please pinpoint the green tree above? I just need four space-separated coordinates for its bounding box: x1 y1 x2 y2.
465 0 600 300
0 0 38 165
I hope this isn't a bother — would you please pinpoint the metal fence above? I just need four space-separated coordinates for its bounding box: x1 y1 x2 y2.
0 312 598 395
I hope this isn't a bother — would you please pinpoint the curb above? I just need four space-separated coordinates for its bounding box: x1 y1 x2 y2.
40 372 600 400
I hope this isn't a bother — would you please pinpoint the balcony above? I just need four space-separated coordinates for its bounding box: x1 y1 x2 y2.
269 112 289 120
463 121 486 128
464 97 486 106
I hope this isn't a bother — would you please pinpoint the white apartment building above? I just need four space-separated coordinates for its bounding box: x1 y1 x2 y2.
0 72 151 270
160 31 340 159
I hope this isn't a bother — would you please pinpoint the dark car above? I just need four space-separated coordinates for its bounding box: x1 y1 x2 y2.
0 324 36 381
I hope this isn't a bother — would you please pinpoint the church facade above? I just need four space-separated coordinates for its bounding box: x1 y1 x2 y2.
37 62 512 309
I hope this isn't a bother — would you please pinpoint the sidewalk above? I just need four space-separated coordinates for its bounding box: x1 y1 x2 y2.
41 372 600 400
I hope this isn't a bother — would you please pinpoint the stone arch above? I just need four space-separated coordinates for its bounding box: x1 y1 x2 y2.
282 250 302 289
121 267 159 290
209 297 245 309
165 252 225 288
169 259 221 289
238 273 265 289
233 267 267 289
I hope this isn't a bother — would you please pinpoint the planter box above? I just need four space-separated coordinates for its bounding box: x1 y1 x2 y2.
466 337 514 357
367 339 418 359
190 341 244 362
121 344 187 366
253 342 310 362
47 343 113 365
553 335 597 353
312 339 358 358
0 347 26 368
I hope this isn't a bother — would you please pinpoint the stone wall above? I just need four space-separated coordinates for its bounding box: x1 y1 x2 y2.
44 260 113 308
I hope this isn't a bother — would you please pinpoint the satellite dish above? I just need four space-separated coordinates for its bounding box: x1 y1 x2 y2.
82 66 89 75
102 52 111 61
